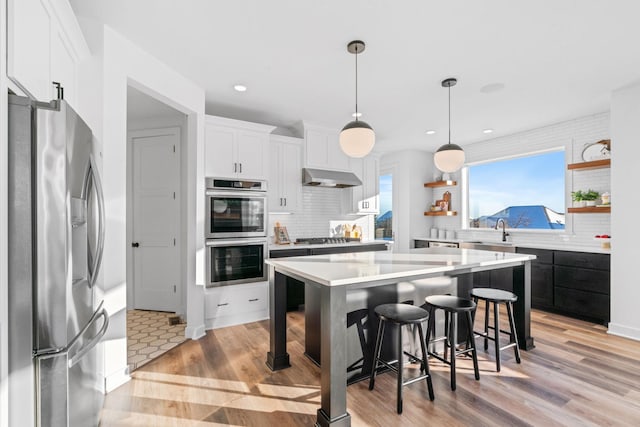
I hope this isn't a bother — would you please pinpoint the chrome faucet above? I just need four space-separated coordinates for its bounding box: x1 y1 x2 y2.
495 218 509 242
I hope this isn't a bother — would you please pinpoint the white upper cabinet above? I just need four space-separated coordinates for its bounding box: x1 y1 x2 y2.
204 116 276 179
268 135 302 213
7 0 89 105
347 156 379 214
303 123 350 171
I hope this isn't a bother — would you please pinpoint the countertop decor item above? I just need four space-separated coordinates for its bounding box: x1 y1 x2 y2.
339 40 375 158
434 78 465 173
274 222 290 244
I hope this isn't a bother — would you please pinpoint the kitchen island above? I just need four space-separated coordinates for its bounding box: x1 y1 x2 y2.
265 247 536 427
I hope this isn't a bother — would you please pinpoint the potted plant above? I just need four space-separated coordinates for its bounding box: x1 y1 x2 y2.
571 190 586 207
582 189 600 206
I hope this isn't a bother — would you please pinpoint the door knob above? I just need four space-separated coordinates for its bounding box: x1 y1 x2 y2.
132 242 140 248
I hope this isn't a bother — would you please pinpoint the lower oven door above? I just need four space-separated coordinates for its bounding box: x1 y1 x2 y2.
206 238 268 287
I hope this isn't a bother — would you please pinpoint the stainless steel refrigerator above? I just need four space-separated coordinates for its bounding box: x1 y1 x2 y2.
8 95 109 426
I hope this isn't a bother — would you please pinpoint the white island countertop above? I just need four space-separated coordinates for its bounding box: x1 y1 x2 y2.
265 247 536 287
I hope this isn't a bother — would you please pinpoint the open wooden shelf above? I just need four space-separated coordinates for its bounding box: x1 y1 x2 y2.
424 180 457 188
424 210 458 216
567 159 610 170
567 206 611 214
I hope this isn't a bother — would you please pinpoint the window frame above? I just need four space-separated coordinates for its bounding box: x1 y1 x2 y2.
461 147 571 235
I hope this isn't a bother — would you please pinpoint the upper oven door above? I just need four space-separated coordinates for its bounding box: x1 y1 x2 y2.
206 190 267 238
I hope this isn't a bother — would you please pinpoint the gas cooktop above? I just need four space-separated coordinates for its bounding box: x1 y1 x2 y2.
294 237 361 245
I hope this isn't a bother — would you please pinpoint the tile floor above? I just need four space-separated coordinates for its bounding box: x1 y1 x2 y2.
126 309 186 371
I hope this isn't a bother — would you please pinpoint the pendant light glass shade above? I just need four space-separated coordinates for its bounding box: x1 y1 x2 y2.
434 78 465 173
340 120 375 158
434 143 465 173
340 40 375 158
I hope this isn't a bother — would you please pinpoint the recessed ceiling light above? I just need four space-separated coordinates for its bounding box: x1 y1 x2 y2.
480 83 505 94
483 128 494 134
426 130 436 135
233 84 247 92
352 112 362 118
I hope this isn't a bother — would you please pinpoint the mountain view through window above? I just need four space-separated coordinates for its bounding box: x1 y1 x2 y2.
467 150 565 230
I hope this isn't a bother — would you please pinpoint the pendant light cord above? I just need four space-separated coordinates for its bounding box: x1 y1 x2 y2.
448 83 451 145
355 45 359 121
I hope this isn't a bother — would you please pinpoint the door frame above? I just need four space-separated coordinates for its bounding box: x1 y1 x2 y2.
127 126 183 315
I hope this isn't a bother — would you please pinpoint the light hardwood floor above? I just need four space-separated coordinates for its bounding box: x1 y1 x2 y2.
100 307 640 426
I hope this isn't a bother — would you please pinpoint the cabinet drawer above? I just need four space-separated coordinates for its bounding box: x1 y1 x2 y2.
516 247 553 264
554 251 610 270
269 248 310 258
554 266 610 294
554 287 610 322
205 282 268 319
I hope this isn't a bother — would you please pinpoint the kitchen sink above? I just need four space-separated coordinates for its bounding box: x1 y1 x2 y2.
459 241 516 253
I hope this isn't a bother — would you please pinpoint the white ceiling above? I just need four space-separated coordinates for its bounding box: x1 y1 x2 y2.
71 0 640 153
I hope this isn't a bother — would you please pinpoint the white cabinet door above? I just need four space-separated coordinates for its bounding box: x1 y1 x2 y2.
205 125 236 177
205 124 269 179
304 128 349 171
50 30 77 105
268 136 302 212
348 156 379 214
7 0 52 100
236 131 268 179
7 0 88 103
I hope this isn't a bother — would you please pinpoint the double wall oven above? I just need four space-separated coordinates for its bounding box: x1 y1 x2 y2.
205 177 268 287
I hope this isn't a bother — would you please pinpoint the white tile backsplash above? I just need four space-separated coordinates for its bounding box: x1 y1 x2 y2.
268 186 374 241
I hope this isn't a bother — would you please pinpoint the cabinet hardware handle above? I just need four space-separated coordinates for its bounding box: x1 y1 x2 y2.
280 198 283 206
233 163 237 173
284 198 287 206
239 163 242 173
249 298 259 302
131 242 140 248
217 303 229 307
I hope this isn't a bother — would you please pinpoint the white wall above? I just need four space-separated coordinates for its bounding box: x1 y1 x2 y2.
379 150 432 252
76 21 206 391
1 0 10 424
609 82 640 341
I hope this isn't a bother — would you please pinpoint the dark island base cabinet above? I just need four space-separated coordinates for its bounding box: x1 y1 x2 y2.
268 243 388 311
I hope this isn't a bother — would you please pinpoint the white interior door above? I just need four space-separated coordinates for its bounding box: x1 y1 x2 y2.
131 128 180 311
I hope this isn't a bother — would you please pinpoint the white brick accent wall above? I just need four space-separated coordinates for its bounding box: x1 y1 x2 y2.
268 186 372 241
453 112 611 251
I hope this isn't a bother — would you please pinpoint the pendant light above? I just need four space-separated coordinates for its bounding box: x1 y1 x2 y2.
339 40 375 158
434 78 465 173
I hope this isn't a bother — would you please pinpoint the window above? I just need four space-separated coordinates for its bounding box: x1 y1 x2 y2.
467 150 565 230
375 173 393 240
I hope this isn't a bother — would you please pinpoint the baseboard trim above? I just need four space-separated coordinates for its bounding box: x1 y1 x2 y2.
608 322 640 342
105 366 130 393
185 323 206 340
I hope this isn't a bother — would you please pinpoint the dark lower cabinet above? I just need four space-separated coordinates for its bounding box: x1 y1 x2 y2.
516 247 610 325
517 247 554 311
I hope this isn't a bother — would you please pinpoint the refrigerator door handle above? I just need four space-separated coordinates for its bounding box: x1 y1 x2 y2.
68 304 109 368
86 154 106 288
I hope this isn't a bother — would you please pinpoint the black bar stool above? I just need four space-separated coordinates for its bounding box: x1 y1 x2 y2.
424 295 480 391
368 303 434 414
470 288 521 372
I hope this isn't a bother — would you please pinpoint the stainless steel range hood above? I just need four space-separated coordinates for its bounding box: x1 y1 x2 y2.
302 168 362 188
